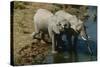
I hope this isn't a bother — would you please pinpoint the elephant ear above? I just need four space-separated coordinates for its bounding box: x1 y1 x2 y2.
52 22 60 34
74 18 84 32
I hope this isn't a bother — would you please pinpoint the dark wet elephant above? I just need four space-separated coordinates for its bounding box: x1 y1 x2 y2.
55 10 93 55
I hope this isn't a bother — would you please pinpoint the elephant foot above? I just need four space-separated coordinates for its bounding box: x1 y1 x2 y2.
52 51 57 54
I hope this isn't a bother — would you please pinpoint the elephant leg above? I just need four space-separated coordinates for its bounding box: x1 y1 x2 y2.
66 35 74 58
67 35 72 52
55 34 60 51
85 40 93 55
55 34 59 50
52 34 57 54
73 36 78 50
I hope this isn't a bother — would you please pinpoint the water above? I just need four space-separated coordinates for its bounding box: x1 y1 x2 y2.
43 6 97 64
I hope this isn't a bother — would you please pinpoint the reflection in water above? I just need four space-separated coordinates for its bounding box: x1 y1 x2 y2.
43 39 97 64
53 49 78 63
53 39 96 63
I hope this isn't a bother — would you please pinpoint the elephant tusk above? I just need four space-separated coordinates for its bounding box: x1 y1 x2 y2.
81 36 87 41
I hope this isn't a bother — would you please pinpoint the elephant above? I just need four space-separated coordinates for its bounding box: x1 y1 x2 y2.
32 9 70 53
48 17 70 53
55 10 93 55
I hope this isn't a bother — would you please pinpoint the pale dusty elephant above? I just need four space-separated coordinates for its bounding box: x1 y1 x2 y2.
32 9 69 53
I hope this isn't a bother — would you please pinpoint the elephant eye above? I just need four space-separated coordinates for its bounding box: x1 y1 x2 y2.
59 23 61 26
64 24 67 26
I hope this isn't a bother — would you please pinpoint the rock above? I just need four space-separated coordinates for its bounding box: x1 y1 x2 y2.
40 40 46 44
33 47 37 51
33 51 39 56
32 39 39 44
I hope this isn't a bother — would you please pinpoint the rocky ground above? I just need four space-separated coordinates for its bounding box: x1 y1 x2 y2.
13 8 51 65
17 39 50 65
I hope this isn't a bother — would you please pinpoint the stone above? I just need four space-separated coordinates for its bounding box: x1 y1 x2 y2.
40 40 46 45
32 39 39 44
